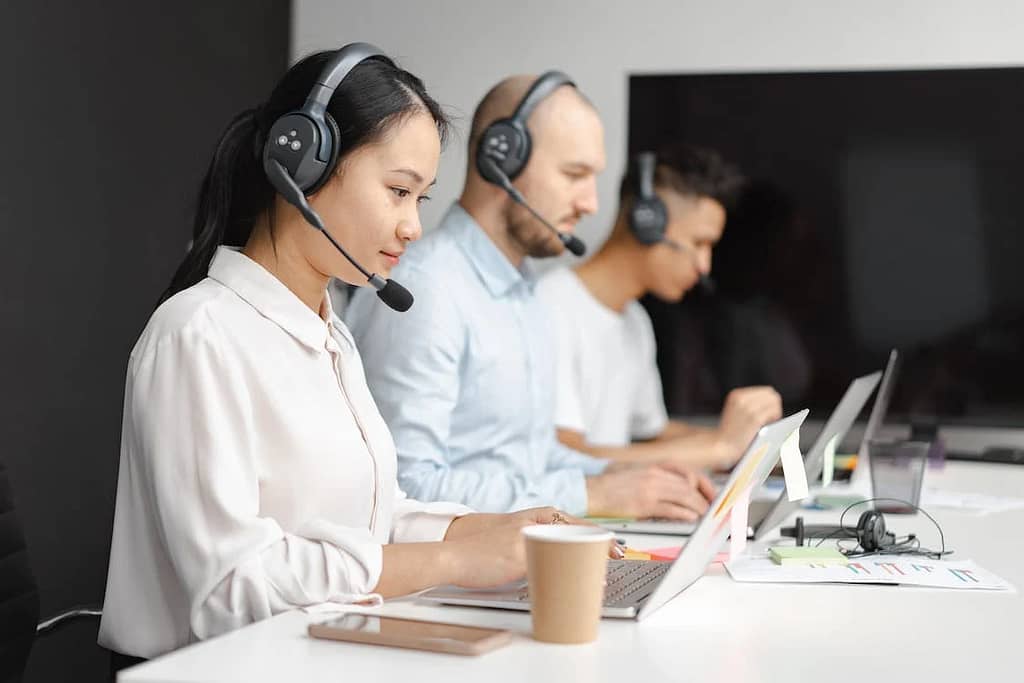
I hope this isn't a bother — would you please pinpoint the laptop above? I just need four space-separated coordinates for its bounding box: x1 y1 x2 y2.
596 369 885 538
751 367 884 539
849 349 901 494
420 410 808 621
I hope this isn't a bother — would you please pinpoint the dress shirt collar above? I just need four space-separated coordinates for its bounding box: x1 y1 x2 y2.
446 203 536 298
208 246 332 352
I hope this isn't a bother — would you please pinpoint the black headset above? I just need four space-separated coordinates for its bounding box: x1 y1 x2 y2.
786 497 950 560
853 510 892 552
629 151 669 245
259 43 413 312
263 42 384 195
472 71 587 257
786 510 894 551
475 70 576 186
627 150 716 293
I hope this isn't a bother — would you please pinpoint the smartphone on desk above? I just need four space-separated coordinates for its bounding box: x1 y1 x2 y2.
308 613 513 655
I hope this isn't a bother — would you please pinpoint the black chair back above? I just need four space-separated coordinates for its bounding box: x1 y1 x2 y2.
0 461 40 683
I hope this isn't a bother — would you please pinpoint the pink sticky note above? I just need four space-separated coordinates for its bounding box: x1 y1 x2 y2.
729 487 751 561
647 546 683 561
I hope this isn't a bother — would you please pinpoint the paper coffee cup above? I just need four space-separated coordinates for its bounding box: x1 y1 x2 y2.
522 525 612 644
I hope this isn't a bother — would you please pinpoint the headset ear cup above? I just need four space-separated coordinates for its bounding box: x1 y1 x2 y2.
505 123 531 180
629 151 668 245
476 119 531 184
856 511 887 552
630 197 668 245
304 112 341 196
873 512 888 550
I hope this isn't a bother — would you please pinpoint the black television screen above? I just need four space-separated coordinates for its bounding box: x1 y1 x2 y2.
629 67 1024 428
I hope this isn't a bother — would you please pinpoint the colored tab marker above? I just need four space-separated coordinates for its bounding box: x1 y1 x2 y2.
779 427 809 501
729 487 751 561
822 434 838 487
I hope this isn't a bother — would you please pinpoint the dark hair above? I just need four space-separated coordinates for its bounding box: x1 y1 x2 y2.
159 50 450 305
618 143 745 211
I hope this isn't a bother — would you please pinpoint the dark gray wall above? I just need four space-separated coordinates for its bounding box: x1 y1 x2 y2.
0 3 289 680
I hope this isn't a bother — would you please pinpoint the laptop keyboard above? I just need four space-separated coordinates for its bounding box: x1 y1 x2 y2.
515 560 671 607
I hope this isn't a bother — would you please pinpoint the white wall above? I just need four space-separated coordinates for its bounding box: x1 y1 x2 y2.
292 0 1024 249
298 0 1024 447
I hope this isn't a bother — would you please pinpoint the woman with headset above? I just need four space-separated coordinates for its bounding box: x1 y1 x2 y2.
98 45 595 663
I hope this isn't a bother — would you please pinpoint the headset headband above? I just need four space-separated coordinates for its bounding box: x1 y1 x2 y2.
511 70 575 124
636 151 657 199
303 42 385 161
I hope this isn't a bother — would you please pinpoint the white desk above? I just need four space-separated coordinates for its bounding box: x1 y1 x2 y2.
121 462 1024 682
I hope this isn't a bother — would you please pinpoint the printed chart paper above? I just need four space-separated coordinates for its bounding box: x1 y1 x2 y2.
725 554 1012 591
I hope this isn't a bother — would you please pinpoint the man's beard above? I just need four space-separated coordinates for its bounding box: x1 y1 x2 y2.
506 206 565 259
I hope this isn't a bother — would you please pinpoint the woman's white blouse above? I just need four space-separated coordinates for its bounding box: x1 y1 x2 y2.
98 247 469 658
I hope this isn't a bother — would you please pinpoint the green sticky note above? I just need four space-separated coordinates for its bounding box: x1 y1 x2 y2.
769 546 848 565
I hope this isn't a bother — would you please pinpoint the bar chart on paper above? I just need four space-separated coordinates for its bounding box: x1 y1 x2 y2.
725 554 1013 590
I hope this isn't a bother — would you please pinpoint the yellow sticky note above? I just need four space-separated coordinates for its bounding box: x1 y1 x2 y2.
780 428 809 502
623 549 651 561
729 487 751 561
822 434 838 488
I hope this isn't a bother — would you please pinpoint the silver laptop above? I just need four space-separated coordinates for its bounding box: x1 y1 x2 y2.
850 349 901 494
597 369 885 538
420 410 808 621
751 367 884 539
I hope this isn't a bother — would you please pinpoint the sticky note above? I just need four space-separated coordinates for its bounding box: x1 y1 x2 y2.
779 428 809 501
769 546 847 565
623 549 651 561
647 546 683 561
729 487 751 561
647 547 729 563
822 434 838 488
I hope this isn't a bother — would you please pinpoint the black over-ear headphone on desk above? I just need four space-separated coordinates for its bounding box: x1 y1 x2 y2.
783 509 894 551
782 498 952 559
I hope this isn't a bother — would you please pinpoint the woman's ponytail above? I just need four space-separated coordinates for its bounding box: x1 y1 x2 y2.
158 108 269 305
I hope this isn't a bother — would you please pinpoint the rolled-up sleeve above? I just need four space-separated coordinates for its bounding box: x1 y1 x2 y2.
129 323 385 640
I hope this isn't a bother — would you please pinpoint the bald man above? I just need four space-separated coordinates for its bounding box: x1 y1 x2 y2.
346 74 714 520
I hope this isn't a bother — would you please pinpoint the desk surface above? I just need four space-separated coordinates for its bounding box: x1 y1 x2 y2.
120 462 1024 683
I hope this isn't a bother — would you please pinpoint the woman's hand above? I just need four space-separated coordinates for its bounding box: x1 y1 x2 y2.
442 523 531 588
442 507 622 589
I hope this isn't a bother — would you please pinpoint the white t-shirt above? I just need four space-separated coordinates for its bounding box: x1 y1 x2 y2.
99 247 468 658
537 267 668 447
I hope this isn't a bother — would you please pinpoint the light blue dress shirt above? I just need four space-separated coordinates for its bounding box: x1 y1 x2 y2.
345 203 608 515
